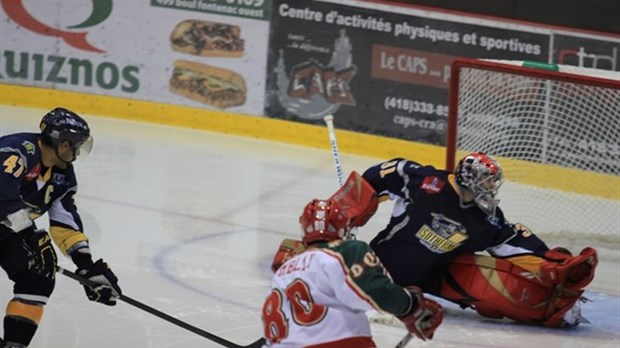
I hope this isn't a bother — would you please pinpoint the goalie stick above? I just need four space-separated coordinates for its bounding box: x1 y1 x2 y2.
323 115 345 186
322 115 412 348
56 266 265 348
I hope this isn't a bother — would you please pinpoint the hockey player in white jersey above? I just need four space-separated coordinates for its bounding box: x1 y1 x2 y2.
261 199 443 347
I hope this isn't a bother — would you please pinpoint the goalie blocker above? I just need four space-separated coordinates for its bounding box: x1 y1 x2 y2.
271 171 378 272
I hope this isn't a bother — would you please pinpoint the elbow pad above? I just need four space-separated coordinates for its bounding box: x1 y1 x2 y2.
2 208 33 233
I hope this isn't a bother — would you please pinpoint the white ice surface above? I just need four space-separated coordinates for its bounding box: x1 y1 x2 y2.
1 105 618 348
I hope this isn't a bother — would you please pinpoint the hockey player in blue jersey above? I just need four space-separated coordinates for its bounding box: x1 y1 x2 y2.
360 153 597 327
0 108 122 347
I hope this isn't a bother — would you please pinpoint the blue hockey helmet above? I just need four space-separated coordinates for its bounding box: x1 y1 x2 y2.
40 107 93 157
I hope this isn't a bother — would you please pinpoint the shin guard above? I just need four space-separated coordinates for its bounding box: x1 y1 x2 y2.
4 299 43 346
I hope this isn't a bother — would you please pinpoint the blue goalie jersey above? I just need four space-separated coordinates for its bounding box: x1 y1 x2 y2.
362 158 548 288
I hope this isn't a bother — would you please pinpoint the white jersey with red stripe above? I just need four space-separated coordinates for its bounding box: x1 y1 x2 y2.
261 239 412 347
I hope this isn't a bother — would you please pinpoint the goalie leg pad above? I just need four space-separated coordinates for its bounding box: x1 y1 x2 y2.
439 254 583 327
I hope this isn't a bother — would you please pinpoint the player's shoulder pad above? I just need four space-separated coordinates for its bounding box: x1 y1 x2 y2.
0 133 39 156
405 159 424 168
391 157 426 171
363 158 407 179
327 239 374 267
374 158 407 170
413 163 444 174
386 157 406 163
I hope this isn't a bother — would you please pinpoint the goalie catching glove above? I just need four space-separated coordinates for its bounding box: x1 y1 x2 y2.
77 259 122 306
271 238 306 273
541 247 597 291
398 286 444 341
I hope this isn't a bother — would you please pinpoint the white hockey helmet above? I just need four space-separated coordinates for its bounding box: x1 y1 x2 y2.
455 152 503 216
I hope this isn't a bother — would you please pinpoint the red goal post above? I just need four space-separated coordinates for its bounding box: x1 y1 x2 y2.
445 58 619 240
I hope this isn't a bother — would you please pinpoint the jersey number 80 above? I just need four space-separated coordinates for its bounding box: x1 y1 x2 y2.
261 279 327 343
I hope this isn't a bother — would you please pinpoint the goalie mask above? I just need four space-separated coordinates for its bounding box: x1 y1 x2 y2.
40 107 93 164
455 152 503 216
300 199 350 246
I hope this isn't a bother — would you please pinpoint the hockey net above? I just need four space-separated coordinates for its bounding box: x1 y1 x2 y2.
446 58 619 254
370 59 619 330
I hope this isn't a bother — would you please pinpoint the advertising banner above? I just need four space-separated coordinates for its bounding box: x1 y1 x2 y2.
0 0 271 114
2 0 617 148
552 33 620 72
264 0 551 145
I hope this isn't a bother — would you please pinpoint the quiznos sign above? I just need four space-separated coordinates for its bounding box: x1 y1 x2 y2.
0 0 140 93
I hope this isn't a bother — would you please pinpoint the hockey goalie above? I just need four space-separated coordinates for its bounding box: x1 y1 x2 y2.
272 155 598 328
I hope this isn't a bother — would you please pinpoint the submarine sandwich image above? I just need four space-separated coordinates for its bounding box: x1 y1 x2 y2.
169 60 247 109
170 20 244 57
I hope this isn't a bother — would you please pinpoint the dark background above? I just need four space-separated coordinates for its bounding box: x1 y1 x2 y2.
375 0 620 34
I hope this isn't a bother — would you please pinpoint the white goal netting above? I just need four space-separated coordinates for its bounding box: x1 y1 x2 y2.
447 59 620 252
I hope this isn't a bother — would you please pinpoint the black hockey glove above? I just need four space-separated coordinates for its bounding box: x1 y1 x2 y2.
20 228 57 280
77 259 122 306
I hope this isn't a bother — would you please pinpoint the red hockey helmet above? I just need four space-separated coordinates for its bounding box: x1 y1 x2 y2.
299 199 350 246
455 152 503 216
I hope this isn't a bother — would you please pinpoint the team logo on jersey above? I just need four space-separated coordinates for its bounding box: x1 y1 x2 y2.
52 173 66 184
416 213 468 253
486 214 501 229
420 176 444 194
24 163 41 181
21 140 36 155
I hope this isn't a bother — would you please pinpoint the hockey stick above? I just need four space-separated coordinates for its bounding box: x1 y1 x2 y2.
323 115 345 187
322 116 413 348
56 266 265 348
394 333 414 348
